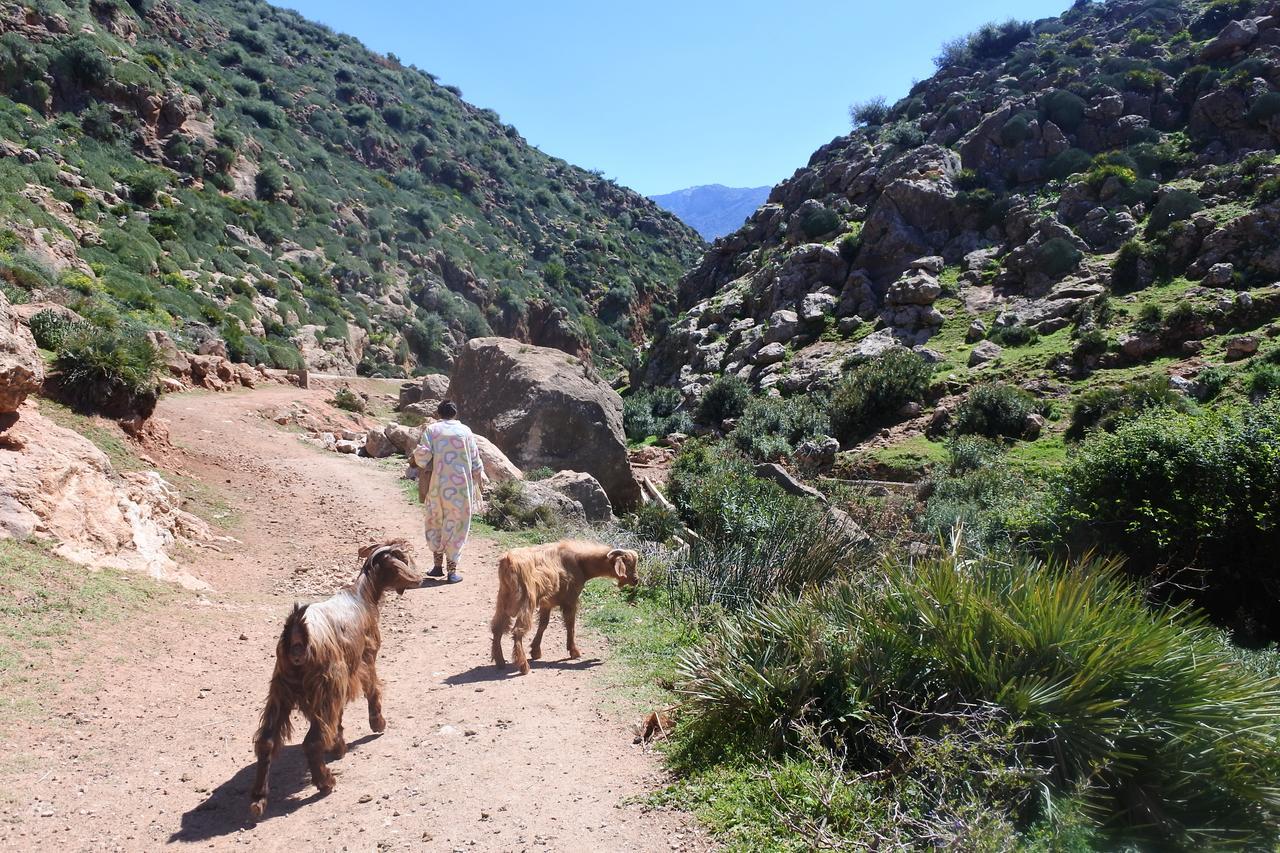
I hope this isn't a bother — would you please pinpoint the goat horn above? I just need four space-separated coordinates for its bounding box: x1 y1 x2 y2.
606 549 625 560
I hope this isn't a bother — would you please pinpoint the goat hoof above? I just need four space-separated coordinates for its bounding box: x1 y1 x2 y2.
529 648 542 660
370 714 386 733
568 648 582 659
248 799 266 820
518 662 530 675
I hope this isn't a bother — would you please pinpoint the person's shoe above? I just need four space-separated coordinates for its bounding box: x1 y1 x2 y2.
427 565 444 578
446 571 463 584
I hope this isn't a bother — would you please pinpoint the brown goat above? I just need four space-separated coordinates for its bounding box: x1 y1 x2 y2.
248 541 421 818
490 540 639 675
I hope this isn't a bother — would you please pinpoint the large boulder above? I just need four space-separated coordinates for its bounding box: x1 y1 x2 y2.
448 338 640 508
516 480 586 524
0 292 43 425
474 434 522 484
542 471 613 522
421 373 450 401
385 423 425 457
364 427 397 458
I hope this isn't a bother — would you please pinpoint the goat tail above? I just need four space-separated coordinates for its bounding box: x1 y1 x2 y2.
494 551 537 632
255 675 294 750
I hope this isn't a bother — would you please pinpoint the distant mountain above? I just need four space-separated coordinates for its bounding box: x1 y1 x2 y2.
650 184 771 240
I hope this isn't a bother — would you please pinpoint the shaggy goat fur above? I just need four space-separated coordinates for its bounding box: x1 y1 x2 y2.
490 539 639 675
248 541 420 818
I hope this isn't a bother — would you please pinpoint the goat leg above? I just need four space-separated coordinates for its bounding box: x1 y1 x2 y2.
529 606 552 660
332 711 347 759
303 720 336 794
490 612 511 668
511 608 531 675
248 730 280 819
248 693 291 818
563 601 582 659
364 661 386 733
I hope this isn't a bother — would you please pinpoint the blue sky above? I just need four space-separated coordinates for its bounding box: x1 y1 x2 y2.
279 1 1070 196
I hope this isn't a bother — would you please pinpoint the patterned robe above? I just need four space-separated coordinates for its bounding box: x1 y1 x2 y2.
411 419 486 563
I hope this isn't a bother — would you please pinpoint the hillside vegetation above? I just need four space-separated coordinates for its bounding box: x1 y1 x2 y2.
0 0 702 377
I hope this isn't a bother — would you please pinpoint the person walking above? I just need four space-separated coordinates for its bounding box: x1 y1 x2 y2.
411 400 488 584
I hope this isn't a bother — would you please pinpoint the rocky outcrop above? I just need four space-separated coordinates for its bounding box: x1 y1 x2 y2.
0 403 215 587
448 338 640 508
541 471 613 522
639 0 1280 402
0 292 43 426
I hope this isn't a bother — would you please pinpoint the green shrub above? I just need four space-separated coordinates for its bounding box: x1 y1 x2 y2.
331 386 365 413
849 96 889 128
1034 237 1081 277
829 348 932 444
921 439 1041 548
53 324 160 415
1067 377 1190 440
1045 147 1092 180
1257 176 1280 204
799 205 841 239
625 500 682 544
255 164 285 200
79 103 117 141
482 479 556 531
986 323 1038 347
696 374 750 426
1145 189 1204 237
1051 399 1280 641
665 442 859 614
881 121 926 148
999 113 1031 147
1195 365 1231 401
28 308 79 351
1040 89 1086 132
56 36 112 88
125 169 168 207
1084 162 1137 189
951 383 1039 439
525 466 554 481
677 549 1280 848
625 386 689 441
1248 362 1280 400
1111 239 1154 292
729 394 830 461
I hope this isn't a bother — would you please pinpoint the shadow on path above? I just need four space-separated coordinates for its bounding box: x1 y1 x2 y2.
443 657 603 686
169 733 380 842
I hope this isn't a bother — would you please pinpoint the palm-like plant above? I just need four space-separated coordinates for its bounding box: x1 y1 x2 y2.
676 546 1280 847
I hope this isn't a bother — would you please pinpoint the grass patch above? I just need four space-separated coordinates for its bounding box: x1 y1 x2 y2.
0 539 173 718
580 583 695 713
846 434 948 479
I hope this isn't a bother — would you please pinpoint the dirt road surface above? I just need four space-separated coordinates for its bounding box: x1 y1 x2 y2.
0 384 701 852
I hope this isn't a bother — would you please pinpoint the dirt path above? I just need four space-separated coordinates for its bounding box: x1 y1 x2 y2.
0 385 701 852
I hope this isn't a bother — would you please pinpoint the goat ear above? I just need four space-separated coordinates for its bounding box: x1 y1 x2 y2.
357 543 380 560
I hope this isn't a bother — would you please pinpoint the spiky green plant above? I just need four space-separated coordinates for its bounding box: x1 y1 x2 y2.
675 546 1280 848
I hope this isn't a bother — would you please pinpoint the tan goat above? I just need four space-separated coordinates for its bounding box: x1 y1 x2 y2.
490 540 639 674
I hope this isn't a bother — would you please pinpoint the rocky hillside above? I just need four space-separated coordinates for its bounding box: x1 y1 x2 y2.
0 0 702 376
649 183 771 240
643 0 1280 407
